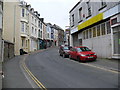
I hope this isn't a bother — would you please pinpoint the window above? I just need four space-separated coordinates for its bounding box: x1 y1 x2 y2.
97 25 101 36
47 33 49 38
106 21 111 34
32 16 34 22
40 22 42 29
35 29 37 34
22 38 24 47
72 14 74 27
111 18 117 25
78 8 82 22
101 23 106 35
21 22 24 32
38 30 40 37
35 19 37 24
89 28 92 38
86 30 88 39
32 27 34 33
93 27 96 37
86 1 92 18
22 8 25 17
26 40 27 47
41 31 42 38
26 24 28 33
83 31 86 39
101 0 107 7
99 0 107 11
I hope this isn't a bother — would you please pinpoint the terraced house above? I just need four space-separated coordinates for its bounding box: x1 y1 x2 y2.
3 0 42 55
69 0 120 59
0 0 3 62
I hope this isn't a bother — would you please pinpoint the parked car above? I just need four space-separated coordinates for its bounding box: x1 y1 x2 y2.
59 45 72 58
69 46 97 61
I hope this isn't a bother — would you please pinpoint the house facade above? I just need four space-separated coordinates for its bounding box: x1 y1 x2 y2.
0 0 3 62
3 0 41 55
69 0 120 59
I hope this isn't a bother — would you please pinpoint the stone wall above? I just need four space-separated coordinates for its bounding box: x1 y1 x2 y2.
4 41 14 61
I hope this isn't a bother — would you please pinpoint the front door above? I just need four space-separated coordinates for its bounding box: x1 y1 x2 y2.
113 26 120 55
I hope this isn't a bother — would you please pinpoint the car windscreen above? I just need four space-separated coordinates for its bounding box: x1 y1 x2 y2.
77 47 91 52
64 47 69 50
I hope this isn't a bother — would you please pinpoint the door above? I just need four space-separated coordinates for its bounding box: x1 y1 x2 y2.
113 26 120 55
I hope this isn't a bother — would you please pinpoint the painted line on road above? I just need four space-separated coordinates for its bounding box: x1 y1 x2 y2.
22 55 47 90
70 60 118 74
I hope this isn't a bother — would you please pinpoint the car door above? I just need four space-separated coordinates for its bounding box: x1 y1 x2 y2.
73 48 77 59
69 48 74 58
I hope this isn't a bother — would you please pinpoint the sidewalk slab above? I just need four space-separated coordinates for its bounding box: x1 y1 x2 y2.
87 58 119 72
3 55 32 88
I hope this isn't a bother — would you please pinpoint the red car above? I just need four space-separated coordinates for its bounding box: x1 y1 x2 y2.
69 46 97 61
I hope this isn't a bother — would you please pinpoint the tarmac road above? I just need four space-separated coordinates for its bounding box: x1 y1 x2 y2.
25 47 118 88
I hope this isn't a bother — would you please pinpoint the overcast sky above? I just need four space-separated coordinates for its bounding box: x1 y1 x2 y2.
25 0 80 29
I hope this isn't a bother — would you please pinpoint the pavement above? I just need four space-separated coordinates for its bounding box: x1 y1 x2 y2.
0 61 2 90
1 48 119 89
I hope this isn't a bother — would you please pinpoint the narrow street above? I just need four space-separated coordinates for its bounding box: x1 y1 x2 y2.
24 47 118 88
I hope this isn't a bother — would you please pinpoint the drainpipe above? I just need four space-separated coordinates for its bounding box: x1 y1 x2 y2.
13 5 16 43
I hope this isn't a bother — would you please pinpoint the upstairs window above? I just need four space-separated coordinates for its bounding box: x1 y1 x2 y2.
99 0 107 11
86 1 92 18
71 14 74 27
22 8 25 17
21 22 24 32
78 8 82 22
101 0 107 7
32 27 34 34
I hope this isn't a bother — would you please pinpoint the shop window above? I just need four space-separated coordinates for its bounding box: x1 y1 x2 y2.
101 23 106 35
89 28 92 38
97 25 101 36
106 21 111 34
86 30 88 39
83 31 86 39
93 27 96 37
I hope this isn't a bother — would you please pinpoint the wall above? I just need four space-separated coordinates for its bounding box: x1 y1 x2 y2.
4 41 14 61
3 1 21 55
83 34 112 58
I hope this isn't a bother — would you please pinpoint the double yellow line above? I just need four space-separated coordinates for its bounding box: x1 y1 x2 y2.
22 55 47 90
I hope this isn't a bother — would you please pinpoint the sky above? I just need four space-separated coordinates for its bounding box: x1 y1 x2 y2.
24 0 80 29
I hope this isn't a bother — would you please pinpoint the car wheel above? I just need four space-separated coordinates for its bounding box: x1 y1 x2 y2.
69 55 72 59
60 53 62 56
63 54 66 58
77 56 81 62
